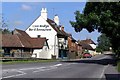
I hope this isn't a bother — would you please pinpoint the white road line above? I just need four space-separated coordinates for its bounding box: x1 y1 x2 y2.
2 63 63 78
52 64 62 67
33 65 58 73
99 64 109 79
19 67 46 71
97 56 109 60
2 69 16 72
2 70 26 79
33 63 63 73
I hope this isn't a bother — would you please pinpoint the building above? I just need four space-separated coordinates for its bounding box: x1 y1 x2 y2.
78 39 97 56
26 8 69 59
75 41 82 59
1 8 84 59
0 29 49 58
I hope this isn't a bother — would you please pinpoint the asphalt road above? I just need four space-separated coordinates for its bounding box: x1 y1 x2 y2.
2 53 120 80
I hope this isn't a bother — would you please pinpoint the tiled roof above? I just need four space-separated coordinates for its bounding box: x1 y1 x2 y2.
1 29 46 49
79 42 94 50
80 39 96 45
30 38 46 48
2 34 24 47
47 18 68 37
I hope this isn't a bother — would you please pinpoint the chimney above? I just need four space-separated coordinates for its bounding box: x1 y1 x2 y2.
41 8 47 20
54 14 59 25
61 26 64 31
60 25 64 31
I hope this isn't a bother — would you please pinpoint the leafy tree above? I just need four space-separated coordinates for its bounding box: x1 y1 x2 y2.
2 29 11 34
70 2 120 57
1 16 11 34
96 34 112 52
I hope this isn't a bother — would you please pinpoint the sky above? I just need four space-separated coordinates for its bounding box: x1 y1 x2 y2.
2 2 101 43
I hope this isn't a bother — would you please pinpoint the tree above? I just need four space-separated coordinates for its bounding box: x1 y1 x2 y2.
1 16 11 34
96 34 112 52
70 2 120 57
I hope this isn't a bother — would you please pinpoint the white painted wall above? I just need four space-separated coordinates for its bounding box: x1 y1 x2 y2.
90 44 96 49
88 50 95 56
26 16 59 59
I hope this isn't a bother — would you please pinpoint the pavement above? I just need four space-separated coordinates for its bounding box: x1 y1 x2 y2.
1 53 120 80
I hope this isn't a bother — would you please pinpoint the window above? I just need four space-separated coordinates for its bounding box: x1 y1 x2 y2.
37 35 41 38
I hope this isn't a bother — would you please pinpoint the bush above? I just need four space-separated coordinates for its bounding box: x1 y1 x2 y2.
117 60 120 72
95 47 103 53
0 53 3 57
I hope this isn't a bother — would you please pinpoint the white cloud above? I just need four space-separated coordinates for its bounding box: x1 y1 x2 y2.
14 21 23 26
21 4 31 11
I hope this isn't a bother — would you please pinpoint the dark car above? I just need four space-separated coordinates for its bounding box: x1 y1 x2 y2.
83 53 92 58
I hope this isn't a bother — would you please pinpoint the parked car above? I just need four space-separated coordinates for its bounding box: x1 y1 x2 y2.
83 53 92 58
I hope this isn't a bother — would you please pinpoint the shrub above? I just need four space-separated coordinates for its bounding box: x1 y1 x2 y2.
117 60 120 72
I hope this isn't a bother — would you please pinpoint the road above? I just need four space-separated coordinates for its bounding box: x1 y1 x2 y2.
2 53 120 80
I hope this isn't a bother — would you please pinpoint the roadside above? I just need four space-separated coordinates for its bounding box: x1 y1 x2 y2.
2 54 120 79
101 53 120 80
1 59 59 65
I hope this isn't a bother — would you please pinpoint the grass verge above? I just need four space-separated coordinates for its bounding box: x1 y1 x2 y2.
1 59 58 64
117 60 120 72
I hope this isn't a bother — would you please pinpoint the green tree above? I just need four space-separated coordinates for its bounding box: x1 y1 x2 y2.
1 16 11 34
70 2 120 57
96 34 112 52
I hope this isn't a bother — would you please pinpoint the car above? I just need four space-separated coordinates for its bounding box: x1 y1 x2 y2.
83 53 92 58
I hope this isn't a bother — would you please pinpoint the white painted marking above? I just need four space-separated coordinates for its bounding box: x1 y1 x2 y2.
19 67 46 70
2 70 26 79
97 56 108 60
33 67 57 73
2 63 63 78
53 64 62 67
100 64 109 79
33 64 59 73
3 69 16 72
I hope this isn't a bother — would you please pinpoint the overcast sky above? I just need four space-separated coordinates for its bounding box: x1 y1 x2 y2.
2 2 101 43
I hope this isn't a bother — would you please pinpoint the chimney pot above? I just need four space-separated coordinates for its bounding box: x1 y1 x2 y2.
54 15 59 25
41 8 47 20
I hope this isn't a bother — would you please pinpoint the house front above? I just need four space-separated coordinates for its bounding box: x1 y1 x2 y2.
67 34 77 59
76 42 82 59
26 8 68 59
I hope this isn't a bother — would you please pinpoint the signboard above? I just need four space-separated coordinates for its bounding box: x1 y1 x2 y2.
29 25 51 31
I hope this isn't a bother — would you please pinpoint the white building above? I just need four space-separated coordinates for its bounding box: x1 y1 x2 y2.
26 8 68 59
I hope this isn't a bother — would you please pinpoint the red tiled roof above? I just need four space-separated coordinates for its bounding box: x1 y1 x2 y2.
80 39 96 45
30 38 46 48
2 34 24 47
1 29 47 49
79 42 94 50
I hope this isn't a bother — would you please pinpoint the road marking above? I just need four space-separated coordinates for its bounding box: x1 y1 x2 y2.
33 64 59 73
2 63 63 78
97 56 108 60
3 69 16 72
19 67 46 71
2 70 26 79
52 64 62 67
99 64 109 79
